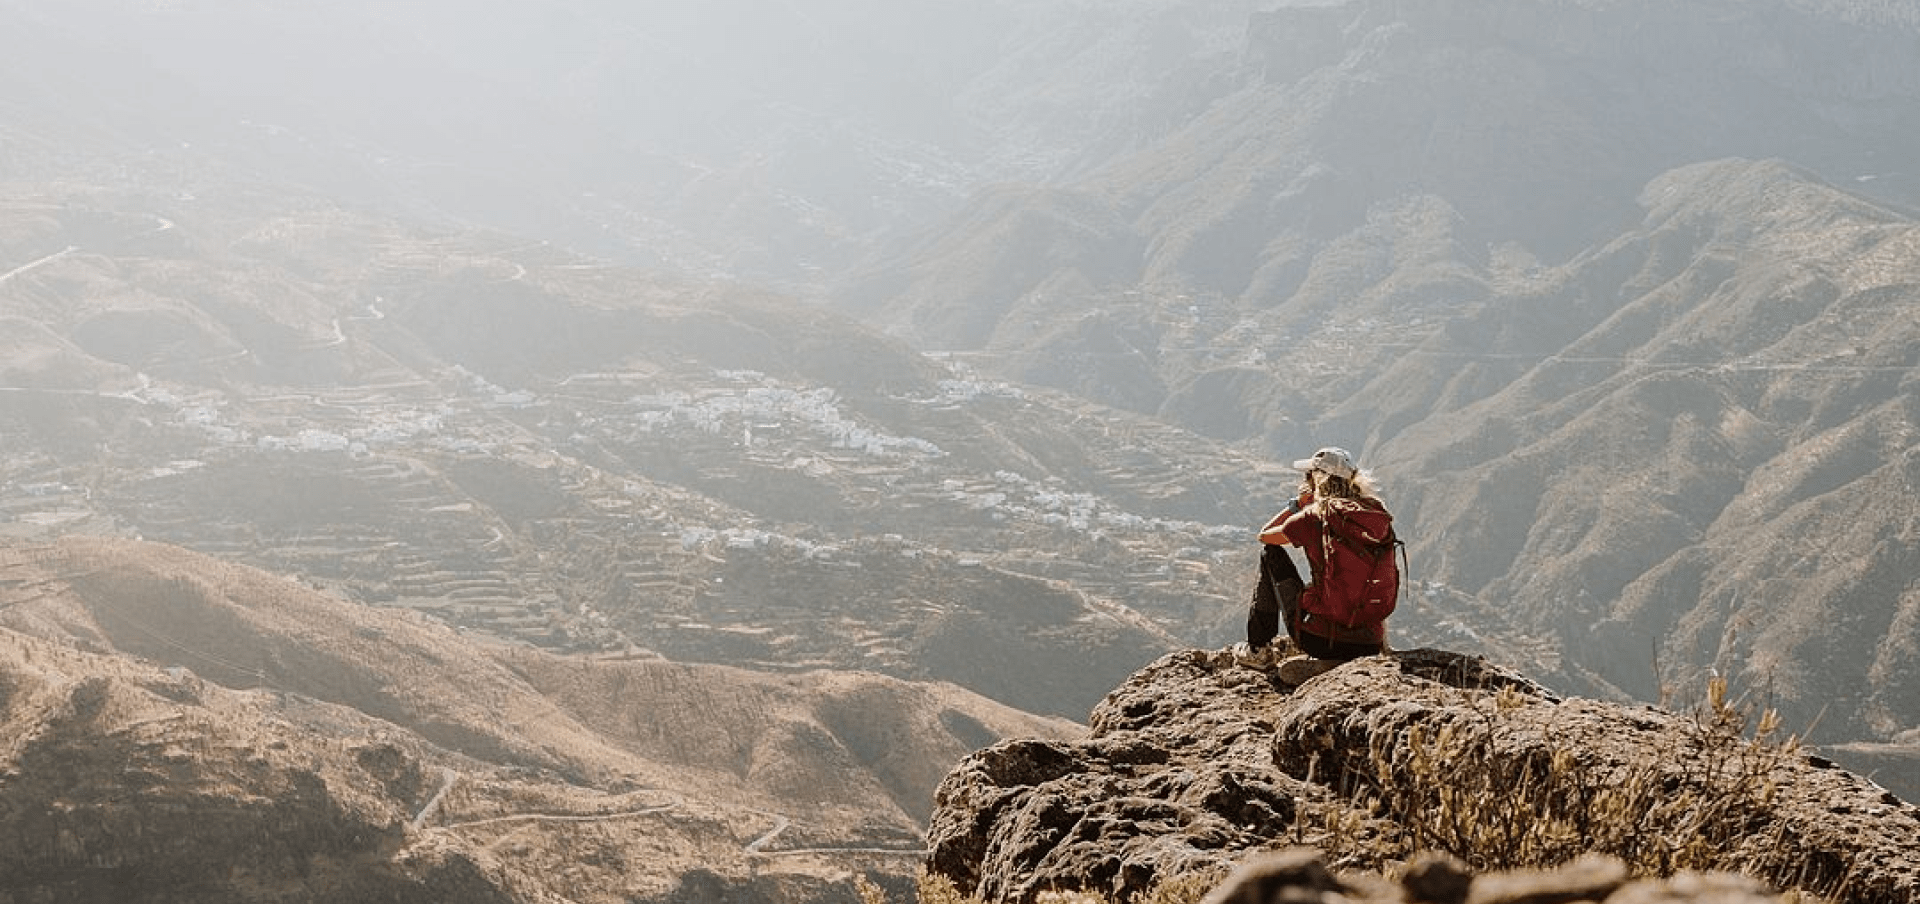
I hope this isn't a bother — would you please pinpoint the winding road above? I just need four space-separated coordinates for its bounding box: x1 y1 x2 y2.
410 767 460 831
0 246 78 285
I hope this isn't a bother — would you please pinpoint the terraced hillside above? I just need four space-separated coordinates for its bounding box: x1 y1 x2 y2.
0 194 1531 721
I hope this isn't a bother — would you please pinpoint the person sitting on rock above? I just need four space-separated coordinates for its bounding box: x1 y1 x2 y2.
1233 446 1397 685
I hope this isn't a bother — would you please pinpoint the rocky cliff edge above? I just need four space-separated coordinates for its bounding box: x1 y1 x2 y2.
926 648 1920 904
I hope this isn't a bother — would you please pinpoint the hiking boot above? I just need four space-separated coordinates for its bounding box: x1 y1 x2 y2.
1231 642 1277 670
1277 655 1337 686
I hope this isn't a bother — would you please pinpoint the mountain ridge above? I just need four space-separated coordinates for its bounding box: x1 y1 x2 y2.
1366 158 1920 743
0 535 1081 903
2 189 1319 722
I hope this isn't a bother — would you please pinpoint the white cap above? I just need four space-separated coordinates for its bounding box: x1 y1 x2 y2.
1292 447 1357 481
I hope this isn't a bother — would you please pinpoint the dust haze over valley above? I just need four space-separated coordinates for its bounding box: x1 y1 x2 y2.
4 0 1920 901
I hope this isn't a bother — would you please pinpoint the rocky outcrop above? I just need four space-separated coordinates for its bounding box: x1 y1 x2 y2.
926 648 1920 904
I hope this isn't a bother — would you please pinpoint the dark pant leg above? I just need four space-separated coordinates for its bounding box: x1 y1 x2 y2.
1248 544 1304 649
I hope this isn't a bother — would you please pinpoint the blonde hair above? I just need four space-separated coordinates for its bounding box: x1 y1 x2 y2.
1300 468 1383 506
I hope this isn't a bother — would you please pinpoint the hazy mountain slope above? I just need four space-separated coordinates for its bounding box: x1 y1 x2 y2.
4 0 1907 829
0 535 1079 903
8 187 1500 724
1361 159 1920 743
1101 0 1920 267
836 185 1146 351
839 0 1920 423
0 0 1265 285
952 0 1261 179
829 0 1920 756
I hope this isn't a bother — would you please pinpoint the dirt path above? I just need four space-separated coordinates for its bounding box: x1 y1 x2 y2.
410 767 460 831
0 246 77 285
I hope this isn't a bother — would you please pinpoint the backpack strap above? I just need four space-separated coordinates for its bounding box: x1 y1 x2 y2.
1396 536 1409 605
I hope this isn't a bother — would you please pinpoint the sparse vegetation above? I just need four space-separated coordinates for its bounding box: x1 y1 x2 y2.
916 869 971 904
1362 677 1853 900
914 868 1219 904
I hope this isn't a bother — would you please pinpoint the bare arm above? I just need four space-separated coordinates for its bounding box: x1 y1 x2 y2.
1257 495 1310 545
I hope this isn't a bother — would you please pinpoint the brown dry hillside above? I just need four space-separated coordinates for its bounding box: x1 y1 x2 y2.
1364 159 1920 747
0 536 1080 904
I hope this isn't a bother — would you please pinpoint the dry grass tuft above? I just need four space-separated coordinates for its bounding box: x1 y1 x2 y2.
1366 676 1848 898
914 867 1218 904
917 869 974 904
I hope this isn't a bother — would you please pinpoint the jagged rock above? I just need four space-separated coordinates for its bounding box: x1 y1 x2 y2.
1600 872 1782 904
1400 852 1473 904
1193 848 1780 904
926 649 1312 903
1463 854 1627 904
925 648 1920 904
1198 850 1342 904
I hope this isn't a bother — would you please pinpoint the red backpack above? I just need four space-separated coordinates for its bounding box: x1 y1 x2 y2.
1301 498 1403 629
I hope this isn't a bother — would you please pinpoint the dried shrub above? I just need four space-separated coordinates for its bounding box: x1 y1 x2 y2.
1365 677 1852 897
919 869 977 904
915 865 1216 904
